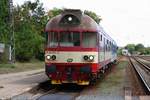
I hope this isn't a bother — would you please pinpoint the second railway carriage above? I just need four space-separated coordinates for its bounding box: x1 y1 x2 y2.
45 9 117 85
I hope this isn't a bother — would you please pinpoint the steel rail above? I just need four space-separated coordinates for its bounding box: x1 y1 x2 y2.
128 57 150 93
136 56 150 68
137 56 150 62
133 56 150 71
35 88 58 100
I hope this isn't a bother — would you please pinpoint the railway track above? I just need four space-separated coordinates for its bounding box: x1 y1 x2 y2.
12 63 116 100
129 56 150 94
12 81 84 100
134 57 150 69
135 56 150 68
36 85 84 100
137 55 150 62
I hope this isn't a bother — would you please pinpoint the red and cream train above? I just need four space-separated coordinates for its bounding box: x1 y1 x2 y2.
45 9 117 85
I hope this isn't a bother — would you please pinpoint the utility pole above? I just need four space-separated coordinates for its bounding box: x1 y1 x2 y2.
8 0 15 63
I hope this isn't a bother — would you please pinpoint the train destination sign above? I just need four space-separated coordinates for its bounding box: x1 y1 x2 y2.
0 43 5 53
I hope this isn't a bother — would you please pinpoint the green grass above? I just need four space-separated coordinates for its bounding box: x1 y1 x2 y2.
96 61 129 95
0 64 15 68
0 61 44 74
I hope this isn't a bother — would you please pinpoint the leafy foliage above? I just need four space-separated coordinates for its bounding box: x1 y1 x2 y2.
124 44 150 55
13 0 45 61
135 43 144 51
0 0 10 43
84 10 102 24
125 44 135 54
48 8 62 19
1 0 103 62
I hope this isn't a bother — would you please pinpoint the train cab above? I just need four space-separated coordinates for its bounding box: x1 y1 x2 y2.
44 9 117 85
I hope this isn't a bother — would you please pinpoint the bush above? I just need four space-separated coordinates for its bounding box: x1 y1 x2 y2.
35 51 44 61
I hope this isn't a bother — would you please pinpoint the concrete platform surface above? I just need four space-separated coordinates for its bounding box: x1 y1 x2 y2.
0 69 48 99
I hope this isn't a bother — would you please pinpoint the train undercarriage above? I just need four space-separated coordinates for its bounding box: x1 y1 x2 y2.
46 61 117 85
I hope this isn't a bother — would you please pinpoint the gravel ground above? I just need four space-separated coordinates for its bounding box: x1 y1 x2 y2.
0 69 48 99
138 56 150 62
76 57 129 99
126 59 146 95
136 57 150 67
1 56 149 100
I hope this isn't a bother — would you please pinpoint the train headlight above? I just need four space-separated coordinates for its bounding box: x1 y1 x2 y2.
46 55 51 60
51 55 56 60
68 16 72 21
89 55 94 61
83 55 89 61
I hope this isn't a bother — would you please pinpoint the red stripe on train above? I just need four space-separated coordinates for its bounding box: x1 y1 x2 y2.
45 47 98 51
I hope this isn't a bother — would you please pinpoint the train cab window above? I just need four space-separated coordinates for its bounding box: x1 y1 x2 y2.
49 32 58 47
60 32 80 47
82 32 97 48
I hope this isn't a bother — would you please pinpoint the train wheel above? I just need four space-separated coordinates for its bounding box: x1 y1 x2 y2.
90 78 96 85
101 68 105 74
97 72 103 79
113 60 117 64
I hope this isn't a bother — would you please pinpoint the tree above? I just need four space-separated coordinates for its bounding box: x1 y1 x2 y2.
84 10 102 24
117 47 123 55
0 0 12 63
135 43 144 51
145 47 150 54
124 43 150 55
125 44 135 54
0 0 10 43
48 8 62 19
1 3 103 62
14 0 45 61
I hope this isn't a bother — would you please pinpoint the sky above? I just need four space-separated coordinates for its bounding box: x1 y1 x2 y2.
13 0 150 47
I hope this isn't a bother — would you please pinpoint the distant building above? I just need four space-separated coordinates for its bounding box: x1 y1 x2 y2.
122 49 130 56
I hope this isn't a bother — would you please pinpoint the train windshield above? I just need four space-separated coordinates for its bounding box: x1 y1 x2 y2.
60 32 80 47
48 31 96 48
82 32 97 48
49 32 58 47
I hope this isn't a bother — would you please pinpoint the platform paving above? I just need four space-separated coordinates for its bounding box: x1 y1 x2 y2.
0 69 48 99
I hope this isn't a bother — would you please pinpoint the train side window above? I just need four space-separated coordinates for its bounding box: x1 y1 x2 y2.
109 42 111 50
108 41 109 51
100 35 102 41
107 40 109 44
82 32 97 48
108 41 110 51
105 38 107 51
106 41 108 51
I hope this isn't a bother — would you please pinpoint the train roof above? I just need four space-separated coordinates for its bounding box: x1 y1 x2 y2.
45 9 117 46
45 9 99 32
98 25 117 45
